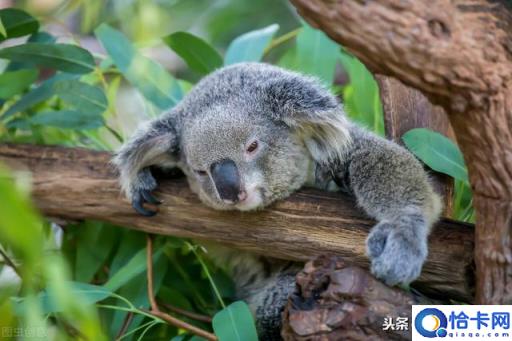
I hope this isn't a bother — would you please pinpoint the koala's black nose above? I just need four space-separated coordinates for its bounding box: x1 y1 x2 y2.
210 159 241 203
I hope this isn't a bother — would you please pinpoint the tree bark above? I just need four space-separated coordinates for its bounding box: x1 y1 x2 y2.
282 255 414 340
376 75 455 217
289 0 512 304
0 143 474 301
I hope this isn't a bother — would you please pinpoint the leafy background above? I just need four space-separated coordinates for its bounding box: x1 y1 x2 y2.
0 0 473 340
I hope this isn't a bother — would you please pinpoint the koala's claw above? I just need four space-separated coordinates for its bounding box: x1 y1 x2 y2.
141 190 162 205
132 190 159 216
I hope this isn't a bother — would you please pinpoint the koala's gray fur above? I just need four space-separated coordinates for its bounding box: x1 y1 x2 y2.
113 62 442 340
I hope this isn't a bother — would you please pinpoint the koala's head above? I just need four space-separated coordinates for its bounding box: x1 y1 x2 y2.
178 63 351 211
182 106 311 211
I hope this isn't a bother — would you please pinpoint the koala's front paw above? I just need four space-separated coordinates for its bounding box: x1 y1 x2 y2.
366 221 428 286
130 168 161 217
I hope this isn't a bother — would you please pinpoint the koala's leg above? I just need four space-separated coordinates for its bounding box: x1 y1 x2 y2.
339 127 442 285
112 119 179 216
248 272 296 341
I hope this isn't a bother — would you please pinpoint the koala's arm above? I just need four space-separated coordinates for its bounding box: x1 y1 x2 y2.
338 125 442 285
112 116 179 216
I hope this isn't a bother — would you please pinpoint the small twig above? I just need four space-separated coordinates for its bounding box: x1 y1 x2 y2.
263 28 301 55
142 309 217 341
0 247 21 278
146 235 159 312
158 301 213 323
105 125 124 143
115 311 134 340
145 235 217 341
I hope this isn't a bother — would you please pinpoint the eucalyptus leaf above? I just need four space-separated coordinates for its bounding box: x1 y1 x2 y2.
15 282 112 314
402 128 469 184
212 301 258 341
95 24 182 109
0 16 7 38
163 31 223 75
104 247 163 292
74 222 119 282
54 80 108 115
295 23 338 83
339 50 384 135
31 110 104 130
1 73 78 120
224 24 279 65
0 8 39 42
5 31 57 72
27 31 56 44
0 69 38 99
0 43 95 74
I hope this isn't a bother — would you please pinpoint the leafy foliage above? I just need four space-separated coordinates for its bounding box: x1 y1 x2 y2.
0 3 473 340
0 8 39 42
0 43 95 74
163 32 223 75
402 128 474 221
212 301 259 340
224 24 279 65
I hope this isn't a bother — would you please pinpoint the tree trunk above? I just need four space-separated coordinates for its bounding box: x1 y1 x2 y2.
0 143 474 302
376 75 455 217
289 0 512 304
282 255 414 340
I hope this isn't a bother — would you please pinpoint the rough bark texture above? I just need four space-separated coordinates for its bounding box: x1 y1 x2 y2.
282 256 413 340
0 143 474 301
289 0 512 304
376 75 455 216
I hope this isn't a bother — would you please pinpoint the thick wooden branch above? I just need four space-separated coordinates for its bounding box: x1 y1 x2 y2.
289 0 512 304
282 256 414 340
0 144 474 301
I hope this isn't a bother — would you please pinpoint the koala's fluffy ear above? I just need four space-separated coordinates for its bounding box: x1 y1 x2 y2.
264 74 351 165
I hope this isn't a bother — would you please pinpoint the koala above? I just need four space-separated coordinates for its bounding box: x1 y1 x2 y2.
113 62 442 340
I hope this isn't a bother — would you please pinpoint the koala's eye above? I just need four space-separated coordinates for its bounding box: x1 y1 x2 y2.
195 170 207 176
246 141 259 153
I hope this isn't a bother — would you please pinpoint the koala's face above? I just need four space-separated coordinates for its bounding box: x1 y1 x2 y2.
182 109 311 211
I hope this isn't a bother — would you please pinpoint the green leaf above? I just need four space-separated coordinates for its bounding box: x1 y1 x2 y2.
74 222 119 282
212 301 258 341
0 43 95 74
104 247 163 292
1 73 78 120
224 24 279 65
0 8 39 42
163 32 223 75
5 31 57 72
339 51 384 135
0 16 7 38
0 166 44 270
95 23 182 109
0 69 38 99
295 23 338 83
31 110 105 130
15 282 112 314
54 80 108 115
402 128 469 184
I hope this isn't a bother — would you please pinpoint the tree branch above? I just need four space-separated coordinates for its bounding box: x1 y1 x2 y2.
0 143 475 301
